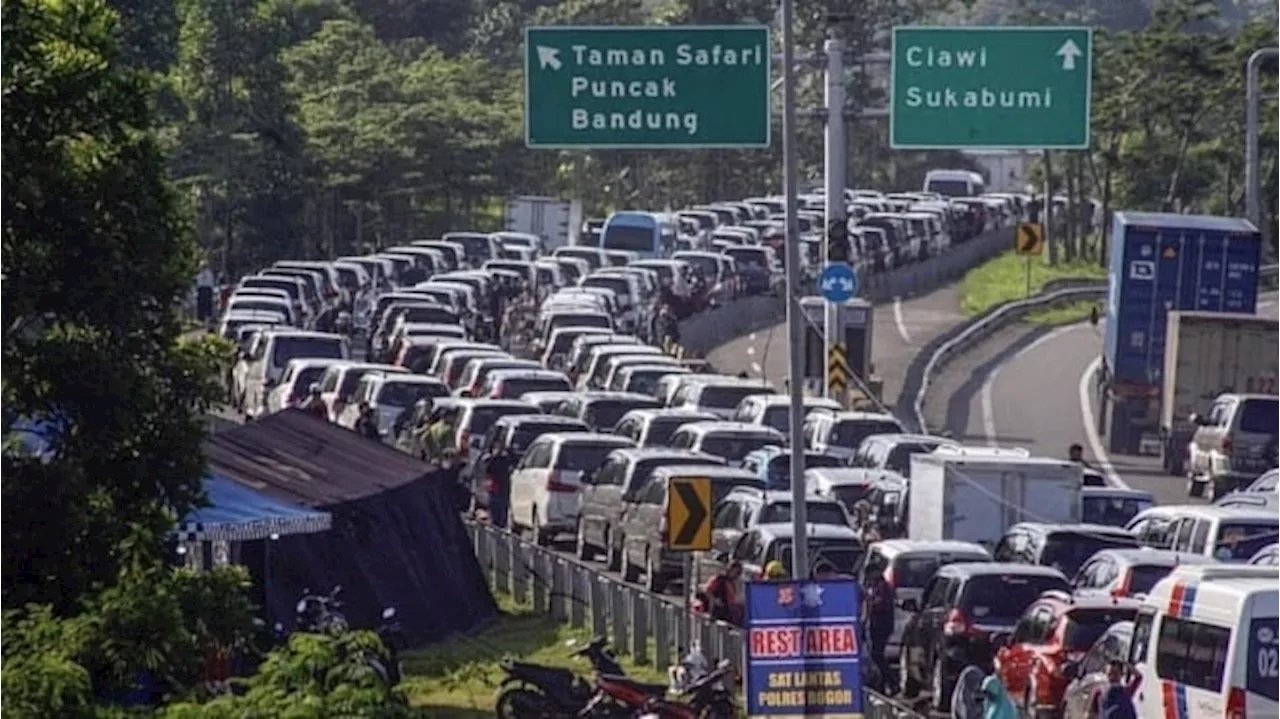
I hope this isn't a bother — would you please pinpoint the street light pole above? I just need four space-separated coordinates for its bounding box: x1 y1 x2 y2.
779 0 809 581
1245 47 1277 228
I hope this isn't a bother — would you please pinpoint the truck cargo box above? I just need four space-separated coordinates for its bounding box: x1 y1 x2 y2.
1104 212 1262 390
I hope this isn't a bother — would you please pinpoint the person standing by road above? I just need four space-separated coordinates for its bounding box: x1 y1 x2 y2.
1099 661 1137 719
483 444 518 529
861 559 896 695
353 402 380 440
701 561 743 625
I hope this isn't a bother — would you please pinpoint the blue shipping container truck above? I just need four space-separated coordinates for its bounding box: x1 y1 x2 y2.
1101 212 1262 454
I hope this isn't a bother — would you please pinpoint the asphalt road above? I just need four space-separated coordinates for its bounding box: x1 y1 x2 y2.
933 292 1278 506
706 284 967 408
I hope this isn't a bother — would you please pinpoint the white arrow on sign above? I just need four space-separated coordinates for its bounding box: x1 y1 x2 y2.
1056 39 1082 71
536 46 562 71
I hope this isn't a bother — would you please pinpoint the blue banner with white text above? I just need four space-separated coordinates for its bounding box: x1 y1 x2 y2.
744 578 865 719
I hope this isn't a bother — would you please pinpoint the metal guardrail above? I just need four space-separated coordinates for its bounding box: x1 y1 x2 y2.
911 264 1279 432
465 521 928 719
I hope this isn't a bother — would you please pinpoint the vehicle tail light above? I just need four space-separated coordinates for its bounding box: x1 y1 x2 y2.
883 565 897 590
1226 686 1247 719
546 471 577 493
943 608 979 637
1111 569 1133 598
1221 437 1233 454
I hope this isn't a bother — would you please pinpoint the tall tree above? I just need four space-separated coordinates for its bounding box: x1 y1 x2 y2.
2 0 224 610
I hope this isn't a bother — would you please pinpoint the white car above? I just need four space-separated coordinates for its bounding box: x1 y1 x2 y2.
264 358 345 415
509 432 636 544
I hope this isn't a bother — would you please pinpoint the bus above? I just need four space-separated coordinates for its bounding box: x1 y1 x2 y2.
600 211 676 259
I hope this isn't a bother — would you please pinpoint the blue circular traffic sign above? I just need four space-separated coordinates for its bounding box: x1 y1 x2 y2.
818 263 858 303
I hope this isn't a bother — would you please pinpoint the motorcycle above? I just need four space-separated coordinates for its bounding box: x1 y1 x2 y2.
493 636 627 719
370 606 403 686
632 660 742 711
294 585 349 634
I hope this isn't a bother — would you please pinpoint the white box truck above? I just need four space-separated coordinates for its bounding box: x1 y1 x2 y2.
908 449 1083 549
1159 311 1279 476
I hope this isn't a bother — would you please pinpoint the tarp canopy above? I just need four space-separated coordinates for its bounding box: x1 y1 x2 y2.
176 473 332 542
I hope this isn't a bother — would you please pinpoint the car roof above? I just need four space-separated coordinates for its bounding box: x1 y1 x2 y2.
263 329 345 340
1010 522 1140 537
752 522 861 540
650 465 760 480
541 432 634 446
871 539 992 557
1089 548 1219 567
674 421 785 435
804 467 907 485
496 414 586 427
620 408 719 422
608 447 723 462
937 562 1069 579
381 374 446 386
1082 487 1155 500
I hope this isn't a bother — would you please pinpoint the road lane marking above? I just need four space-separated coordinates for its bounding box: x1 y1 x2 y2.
893 297 912 343
1079 355 1131 489
980 324 1079 448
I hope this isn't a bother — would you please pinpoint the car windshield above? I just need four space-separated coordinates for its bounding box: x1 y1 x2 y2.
509 423 586 451
399 305 457 325
556 444 625 472
678 255 719 279
960 574 1070 625
602 226 654 253
769 540 863 575
698 385 769 410
1063 608 1138 651
1041 532 1141 576
1239 398 1279 434
377 381 446 408
584 399 659 430
831 420 903 450
498 376 572 398
1214 522 1279 561
765 454 843 489
468 406 537 436
891 554 989 589
701 434 779 463
645 416 700 447
287 367 328 402
926 179 971 197
454 236 492 263
1128 564 1179 595
724 247 768 269
1082 497 1153 527
271 336 343 369
757 501 848 527
885 442 942 475
625 370 679 396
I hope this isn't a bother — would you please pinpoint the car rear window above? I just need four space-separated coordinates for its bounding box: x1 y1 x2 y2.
645 416 699 447
698 385 770 410
1127 564 1178 595
1214 521 1279 561
499 377 573 398
680 255 718 278
765 454 842 489
625 369 678 396
1238 398 1279 434
769 540 863 575
509 423 586 451
960 574 1070 624
757 501 848 527
1082 496 1153 527
1041 532 1142 577
556 443 625 472
832 420 904 450
701 434 779 462
885 442 941 475
830 484 875 511
399 305 458 325
724 247 769 269
455 236 493 263
271 336 343 368
468 406 538 436
891 553 989 589
585 399 660 430
287 367 328 402
377 381 447 408
553 314 611 332
1063 607 1139 650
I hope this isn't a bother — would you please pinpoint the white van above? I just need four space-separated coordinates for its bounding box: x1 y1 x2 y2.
922 169 986 198
1162 505 1280 563
1131 564 1278 719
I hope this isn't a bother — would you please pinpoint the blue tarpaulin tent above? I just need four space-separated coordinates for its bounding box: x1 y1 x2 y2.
176 473 332 542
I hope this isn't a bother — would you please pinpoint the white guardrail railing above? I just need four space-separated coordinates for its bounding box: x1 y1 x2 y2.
913 264 1279 432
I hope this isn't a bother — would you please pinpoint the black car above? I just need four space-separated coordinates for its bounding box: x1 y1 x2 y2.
898 562 1070 711
992 522 1143 578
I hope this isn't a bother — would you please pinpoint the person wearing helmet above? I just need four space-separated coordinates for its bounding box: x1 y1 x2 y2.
299 383 329 419
763 560 787 580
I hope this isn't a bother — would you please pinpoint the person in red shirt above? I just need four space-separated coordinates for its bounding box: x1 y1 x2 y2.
702 561 743 624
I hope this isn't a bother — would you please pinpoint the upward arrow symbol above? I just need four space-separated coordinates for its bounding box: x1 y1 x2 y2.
1056 39 1082 71
536 46 562 71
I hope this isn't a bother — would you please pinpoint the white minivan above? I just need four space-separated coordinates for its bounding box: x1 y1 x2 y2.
509 433 636 545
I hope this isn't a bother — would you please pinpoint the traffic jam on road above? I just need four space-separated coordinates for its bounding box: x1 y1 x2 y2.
213 188 1278 719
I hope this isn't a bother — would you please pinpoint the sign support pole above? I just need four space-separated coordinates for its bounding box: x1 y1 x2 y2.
824 37 847 407
684 552 695 643
1025 256 1032 298
780 0 809 581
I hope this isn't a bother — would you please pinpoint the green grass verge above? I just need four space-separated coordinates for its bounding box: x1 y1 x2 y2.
401 594 666 717
960 243 1107 321
1023 299 1102 326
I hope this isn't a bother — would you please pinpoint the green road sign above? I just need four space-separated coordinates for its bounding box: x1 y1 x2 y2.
524 25 771 149
890 26 1092 149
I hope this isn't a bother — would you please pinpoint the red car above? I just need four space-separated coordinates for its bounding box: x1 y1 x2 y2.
994 590 1140 718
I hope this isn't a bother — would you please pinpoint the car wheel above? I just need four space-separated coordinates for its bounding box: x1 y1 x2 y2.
899 649 919 699
605 526 621 571
931 657 952 712
576 520 596 560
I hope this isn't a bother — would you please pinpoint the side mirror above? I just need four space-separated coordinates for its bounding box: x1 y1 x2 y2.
458 389 473 398
899 598 919 613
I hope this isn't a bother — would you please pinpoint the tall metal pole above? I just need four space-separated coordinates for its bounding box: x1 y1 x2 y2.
823 39 847 405
780 0 809 581
1245 48 1277 228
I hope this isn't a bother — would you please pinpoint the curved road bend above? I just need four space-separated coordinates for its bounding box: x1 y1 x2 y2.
937 292 1278 507
707 284 968 407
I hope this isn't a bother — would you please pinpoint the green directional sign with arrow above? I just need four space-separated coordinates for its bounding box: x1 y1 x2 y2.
666 477 712 551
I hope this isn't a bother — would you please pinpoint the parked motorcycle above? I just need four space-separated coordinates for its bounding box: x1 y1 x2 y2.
626 660 737 719
493 636 627 719
294 585 349 633
370 606 403 685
